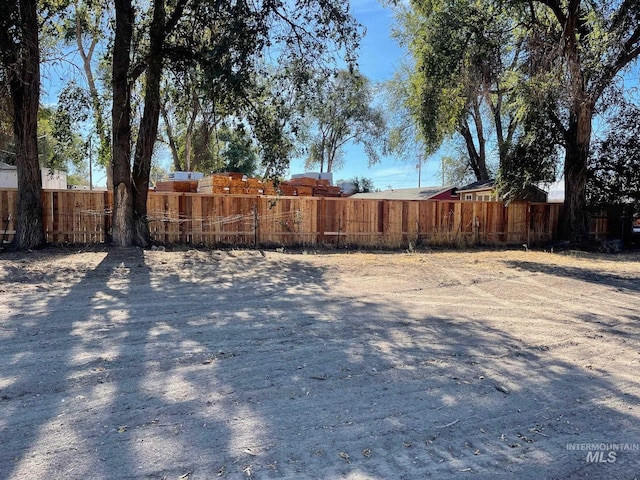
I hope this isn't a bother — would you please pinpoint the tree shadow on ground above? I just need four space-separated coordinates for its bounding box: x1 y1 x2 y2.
0 248 639 479
503 257 640 293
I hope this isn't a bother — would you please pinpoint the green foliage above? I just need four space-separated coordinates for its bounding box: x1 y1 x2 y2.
149 162 168 186
38 105 87 172
0 94 14 163
66 173 90 186
496 100 560 200
384 62 426 162
495 0 640 240
588 103 640 211
213 125 258 176
351 176 375 193
303 69 386 173
441 154 476 187
393 0 519 181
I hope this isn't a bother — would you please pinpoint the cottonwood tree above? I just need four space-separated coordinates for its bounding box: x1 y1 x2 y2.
160 67 219 173
304 70 385 173
505 0 640 241
63 0 113 188
112 0 361 247
0 0 45 249
392 0 520 182
303 69 386 173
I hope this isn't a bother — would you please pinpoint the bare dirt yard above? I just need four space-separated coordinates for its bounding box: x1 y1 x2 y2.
0 246 639 480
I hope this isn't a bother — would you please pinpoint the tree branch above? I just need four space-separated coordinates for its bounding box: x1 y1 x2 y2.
592 25 640 103
532 0 566 26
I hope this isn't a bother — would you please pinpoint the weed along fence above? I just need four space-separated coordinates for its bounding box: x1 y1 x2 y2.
1 188 600 248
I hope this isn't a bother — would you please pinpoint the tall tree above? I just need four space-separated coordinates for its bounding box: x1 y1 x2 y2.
68 0 113 189
506 0 640 241
112 0 361 246
393 0 520 182
111 0 135 246
304 69 386 173
0 0 45 249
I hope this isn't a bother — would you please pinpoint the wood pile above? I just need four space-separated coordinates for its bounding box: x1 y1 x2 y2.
198 173 277 195
155 180 199 192
279 177 342 197
196 173 342 197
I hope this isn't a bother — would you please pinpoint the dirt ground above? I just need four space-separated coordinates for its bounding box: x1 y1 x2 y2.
0 246 639 480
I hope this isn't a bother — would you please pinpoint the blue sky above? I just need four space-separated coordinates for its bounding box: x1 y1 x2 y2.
288 0 445 189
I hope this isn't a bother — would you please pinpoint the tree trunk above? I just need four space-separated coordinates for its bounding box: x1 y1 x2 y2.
560 102 592 242
131 0 166 247
9 0 45 250
75 6 112 190
161 105 181 170
111 0 135 247
184 92 199 172
460 119 489 181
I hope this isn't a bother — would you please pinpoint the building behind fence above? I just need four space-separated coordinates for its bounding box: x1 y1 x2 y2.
0 189 608 248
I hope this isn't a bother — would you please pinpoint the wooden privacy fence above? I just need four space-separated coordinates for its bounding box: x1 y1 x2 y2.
0 188 596 248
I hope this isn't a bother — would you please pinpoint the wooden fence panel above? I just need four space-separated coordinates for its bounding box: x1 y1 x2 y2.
482 203 508 243
529 203 561 244
148 192 180 243
0 189 610 248
403 201 420 246
506 203 528 243
417 201 437 244
257 196 319 246
352 199 380 247
42 190 107 243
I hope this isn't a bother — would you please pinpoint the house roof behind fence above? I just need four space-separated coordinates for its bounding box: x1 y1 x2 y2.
350 186 456 200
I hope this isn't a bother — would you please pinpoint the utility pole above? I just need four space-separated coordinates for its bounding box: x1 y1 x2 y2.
416 161 421 188
88 134 93 190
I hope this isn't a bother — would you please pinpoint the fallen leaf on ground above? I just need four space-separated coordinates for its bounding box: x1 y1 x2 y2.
494 384 510 395
338 452 351 463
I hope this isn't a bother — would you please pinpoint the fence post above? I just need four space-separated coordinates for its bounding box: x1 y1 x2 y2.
317 197 325 245
526 203 531 247
474 216 480 245
104 190 112 243
253 199 259 247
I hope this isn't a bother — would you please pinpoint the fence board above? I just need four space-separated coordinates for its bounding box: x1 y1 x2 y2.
0 189 18 244
40 190 107 244
0 189 603 248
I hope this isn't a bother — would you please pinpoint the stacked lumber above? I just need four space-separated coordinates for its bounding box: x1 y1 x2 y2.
312 184 342 197
155 180 199 192
197 174 342 197
198 173 277 195
275 177 342 197
288 177 317 187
